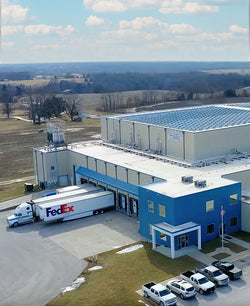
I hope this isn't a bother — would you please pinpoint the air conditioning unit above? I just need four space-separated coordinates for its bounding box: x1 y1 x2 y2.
181 176 193 183
194 180 207 187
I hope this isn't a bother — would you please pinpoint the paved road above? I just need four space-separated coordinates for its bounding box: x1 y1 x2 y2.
0 210 85 306
0 208 142 306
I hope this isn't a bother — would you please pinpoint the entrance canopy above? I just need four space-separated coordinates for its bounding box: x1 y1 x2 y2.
152 222 201 259
76 166 139 196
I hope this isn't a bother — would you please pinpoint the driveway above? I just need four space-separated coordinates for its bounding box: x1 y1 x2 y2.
0 209 142 306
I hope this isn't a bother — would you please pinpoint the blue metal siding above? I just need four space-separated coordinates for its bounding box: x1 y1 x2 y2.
76 166 139 196
138 186 175 239
139 182 241 245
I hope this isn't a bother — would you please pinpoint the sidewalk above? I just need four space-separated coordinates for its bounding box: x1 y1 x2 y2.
0 190 50 211
189 234 250 265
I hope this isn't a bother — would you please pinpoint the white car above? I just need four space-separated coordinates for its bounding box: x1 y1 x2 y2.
167 279 197 299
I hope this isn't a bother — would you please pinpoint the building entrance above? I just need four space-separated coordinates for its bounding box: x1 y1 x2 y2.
178 235 189 249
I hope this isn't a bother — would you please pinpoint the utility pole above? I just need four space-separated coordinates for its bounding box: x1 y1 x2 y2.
221 206 225 251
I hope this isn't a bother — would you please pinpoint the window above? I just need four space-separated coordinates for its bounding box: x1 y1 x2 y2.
230 194 238 205
158 204 166 217
206 200 214 212
207 224 214 234
148 200 154 213
51 166 55 171
231 217 238 227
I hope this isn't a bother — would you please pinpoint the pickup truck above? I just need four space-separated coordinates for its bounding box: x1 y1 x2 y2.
212 261 242 280
180 271 215 295
142 282 177 306
195 265 229 286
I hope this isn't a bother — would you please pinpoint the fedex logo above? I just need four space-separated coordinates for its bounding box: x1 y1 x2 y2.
46 204 74 217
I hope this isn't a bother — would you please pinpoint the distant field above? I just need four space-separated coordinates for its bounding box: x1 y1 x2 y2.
77 90 179 112
0 78 84 87
0 117 101 201
202 69 250 75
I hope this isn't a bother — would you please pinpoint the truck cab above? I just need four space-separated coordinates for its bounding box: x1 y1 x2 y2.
7 202 34 227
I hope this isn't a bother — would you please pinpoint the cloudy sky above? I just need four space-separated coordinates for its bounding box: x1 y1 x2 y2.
1 0 248 63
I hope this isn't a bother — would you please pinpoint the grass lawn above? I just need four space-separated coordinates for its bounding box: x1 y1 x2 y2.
231 231 250 243
212 253 231 260
201 238 247 254
48 242 200 306
0 179 36 202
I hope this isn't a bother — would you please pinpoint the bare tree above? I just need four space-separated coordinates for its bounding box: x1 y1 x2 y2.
1 97 15 118
64 95 81 121
28 94 46 124
1 85 15 118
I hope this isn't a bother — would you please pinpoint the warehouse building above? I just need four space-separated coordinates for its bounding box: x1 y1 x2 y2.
33 104 250 258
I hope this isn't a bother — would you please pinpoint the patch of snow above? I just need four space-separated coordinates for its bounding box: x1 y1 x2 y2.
91 133 101 139
113 246 122 249
61 277 85 294
116 244 143 254
88 265 103 271
67 128 85 132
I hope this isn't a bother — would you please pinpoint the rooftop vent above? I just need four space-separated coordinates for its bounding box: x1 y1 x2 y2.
181 176 193 183
194 180 207 188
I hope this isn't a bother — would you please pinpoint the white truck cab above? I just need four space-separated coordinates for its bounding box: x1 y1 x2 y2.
7 202 34 227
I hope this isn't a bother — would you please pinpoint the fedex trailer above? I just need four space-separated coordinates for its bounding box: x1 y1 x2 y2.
7 191 114 227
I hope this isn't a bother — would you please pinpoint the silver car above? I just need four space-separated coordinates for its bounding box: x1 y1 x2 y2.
167 279 197 299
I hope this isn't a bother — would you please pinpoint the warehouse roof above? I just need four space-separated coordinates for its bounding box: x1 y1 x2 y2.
111 104 250 132
67 142 245 196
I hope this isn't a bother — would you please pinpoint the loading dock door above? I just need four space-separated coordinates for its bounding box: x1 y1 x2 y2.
129 198 138 217
58 175 68 187
118 193 127 211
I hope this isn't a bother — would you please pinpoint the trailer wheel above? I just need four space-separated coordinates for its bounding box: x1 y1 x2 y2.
94 211 98 215
13 222 19 227
100 210 104 214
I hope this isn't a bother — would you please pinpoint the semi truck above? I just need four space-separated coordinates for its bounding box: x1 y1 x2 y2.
7 191 114 227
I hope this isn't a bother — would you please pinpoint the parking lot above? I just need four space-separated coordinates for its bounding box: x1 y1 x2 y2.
0 209 142 306
139 257 250 306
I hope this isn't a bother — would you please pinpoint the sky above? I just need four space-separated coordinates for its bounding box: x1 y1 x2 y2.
0 0 248 63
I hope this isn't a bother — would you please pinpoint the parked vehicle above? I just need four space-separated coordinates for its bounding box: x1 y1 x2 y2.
195 265 229 286
7 191 114 227
167 279 196 299
180 271 215 294
142 282 177 306
212 261 242 280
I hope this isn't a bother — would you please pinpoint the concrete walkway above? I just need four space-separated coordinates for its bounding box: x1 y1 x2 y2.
0 190 50 211
188 234 250 265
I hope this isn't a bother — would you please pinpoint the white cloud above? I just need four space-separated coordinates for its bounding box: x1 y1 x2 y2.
160 0 219 15
83 0 159 12
2 25 24 36
24 24 76 36
119 17 198 34
2 41 15 47
230 25 248 34
85 15 105 26
2 0 29 24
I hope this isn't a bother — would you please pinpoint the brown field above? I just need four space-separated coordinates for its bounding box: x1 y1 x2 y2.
0 117 101 201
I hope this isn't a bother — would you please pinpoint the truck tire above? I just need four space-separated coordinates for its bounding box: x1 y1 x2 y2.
199 289 204 295
13 222 19 227
143 291 148 298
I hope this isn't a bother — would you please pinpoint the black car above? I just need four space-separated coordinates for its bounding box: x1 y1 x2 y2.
212 261 242 280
